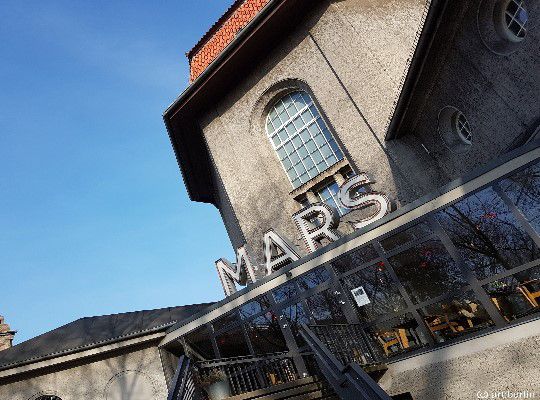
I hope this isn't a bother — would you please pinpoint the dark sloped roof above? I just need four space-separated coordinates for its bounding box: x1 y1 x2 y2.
0 303 213 371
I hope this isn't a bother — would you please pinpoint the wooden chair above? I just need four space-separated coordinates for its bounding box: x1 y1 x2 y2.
518 280 540 307
375 330 402 356
425 315 463 335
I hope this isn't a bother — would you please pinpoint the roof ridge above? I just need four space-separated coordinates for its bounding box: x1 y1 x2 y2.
187 0 247 59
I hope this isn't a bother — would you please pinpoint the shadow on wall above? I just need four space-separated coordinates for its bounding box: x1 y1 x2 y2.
3 344 163 400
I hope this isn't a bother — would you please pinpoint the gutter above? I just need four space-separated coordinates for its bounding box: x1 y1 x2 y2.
162 0 285 202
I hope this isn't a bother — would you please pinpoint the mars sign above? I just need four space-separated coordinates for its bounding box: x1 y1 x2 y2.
216 174 392 296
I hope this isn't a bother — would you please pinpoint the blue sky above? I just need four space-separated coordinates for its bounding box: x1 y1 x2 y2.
0 0 236 344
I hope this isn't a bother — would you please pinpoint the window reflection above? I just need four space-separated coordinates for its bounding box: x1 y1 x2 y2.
297 266 331 291
484 265 540 321
331 245 379 275
245 311 288 354
418 291 493 343
365 313 427 358
282 302 311 347
380 223 432 252
499 161 540 234
341 261 407 321
216 325 250 358
437 187 539 279
273 282 298 304
213 311 240 332
305 289 347 324
239 296 271 319
184 326 215 360
389 240 465 304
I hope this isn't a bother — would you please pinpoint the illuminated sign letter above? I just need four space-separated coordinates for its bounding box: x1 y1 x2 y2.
215 245 258 296
338 173 391 230
292 203 341 253
263 229 300 275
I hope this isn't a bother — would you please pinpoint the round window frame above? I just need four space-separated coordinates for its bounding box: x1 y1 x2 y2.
494 0 528 43
451 110 472 146
437 106 473 154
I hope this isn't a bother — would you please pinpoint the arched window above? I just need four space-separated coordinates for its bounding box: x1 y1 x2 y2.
266 91 344 189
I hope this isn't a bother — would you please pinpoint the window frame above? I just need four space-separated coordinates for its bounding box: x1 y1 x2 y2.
265 90 344 189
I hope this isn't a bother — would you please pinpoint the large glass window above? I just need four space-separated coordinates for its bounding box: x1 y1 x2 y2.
297 266 331 291
305 289 347 325
418 291 493 343
266 91 343 188
282 302 311 346
365 313 428 359
216 325 250 358
389 240 466 304
436 187 539 280
484 265 540 321
273 282 298 304
316 180 349 216
184 326 216 360
331 244 379 275
341 261 407 321
245 311 288 354
380 223 433 252
499 160 540 234
239 296 271 319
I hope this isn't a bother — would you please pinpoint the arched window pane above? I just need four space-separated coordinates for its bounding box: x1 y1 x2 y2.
266 91 344 188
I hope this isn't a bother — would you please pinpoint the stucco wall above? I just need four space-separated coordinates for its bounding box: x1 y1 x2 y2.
404 0 540 179
0 342 168 400
200 0 439 263
380 321 540 399
196 0 539 266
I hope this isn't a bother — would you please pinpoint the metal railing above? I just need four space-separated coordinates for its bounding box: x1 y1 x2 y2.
300 323 392 400
309 323 377 366
196 352 299 396
167 355 196 400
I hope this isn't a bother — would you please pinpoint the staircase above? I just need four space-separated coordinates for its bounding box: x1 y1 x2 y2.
167 324 411 400
224 376 337 400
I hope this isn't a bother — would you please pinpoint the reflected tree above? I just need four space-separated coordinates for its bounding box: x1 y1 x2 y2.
436 187 539 279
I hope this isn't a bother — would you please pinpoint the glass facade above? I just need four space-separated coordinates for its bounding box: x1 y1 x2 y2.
182 155 540 366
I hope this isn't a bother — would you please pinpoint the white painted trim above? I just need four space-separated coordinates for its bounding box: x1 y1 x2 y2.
0 331 165 379
386 317 540 375
160 146 540 347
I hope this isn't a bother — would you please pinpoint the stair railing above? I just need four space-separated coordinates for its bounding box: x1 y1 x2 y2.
196 351 299 396
167 355 196 400
300 323 392 400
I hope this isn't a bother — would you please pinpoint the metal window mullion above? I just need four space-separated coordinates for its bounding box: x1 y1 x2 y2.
372 241 437 346
427 215 508 327
315 116 342 162
290 133 310 182
477 258 540 286
295 116 318 179
209 323 221 359
380 232 440 258
493 183 540 249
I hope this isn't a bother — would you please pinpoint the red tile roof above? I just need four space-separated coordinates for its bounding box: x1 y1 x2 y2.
188 0 271 82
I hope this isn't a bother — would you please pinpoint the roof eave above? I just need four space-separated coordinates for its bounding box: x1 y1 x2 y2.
385 0 450 140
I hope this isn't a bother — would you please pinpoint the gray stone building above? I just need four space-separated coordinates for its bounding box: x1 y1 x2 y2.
161 0 540 399
1 0 539 399
0 304 211 400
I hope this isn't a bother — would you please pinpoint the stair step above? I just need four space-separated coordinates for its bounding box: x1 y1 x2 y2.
226 377 323 400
